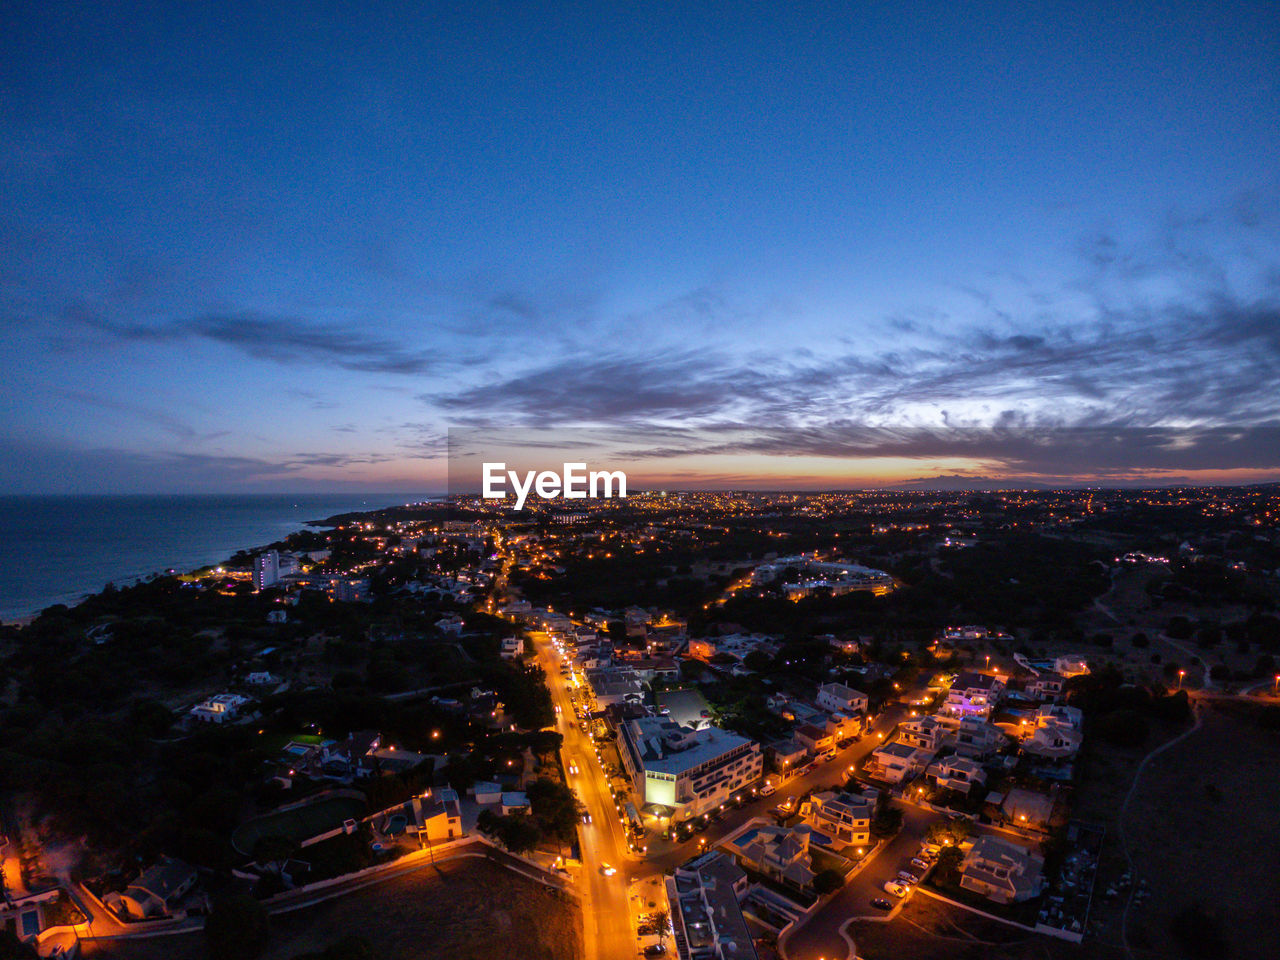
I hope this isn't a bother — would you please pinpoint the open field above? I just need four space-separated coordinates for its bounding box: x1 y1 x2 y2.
1121 702 1280 960
84 857 582 960
849 894 1125 960
231 794 367 854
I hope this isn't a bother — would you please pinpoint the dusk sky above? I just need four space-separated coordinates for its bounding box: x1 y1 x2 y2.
3 1 1278 493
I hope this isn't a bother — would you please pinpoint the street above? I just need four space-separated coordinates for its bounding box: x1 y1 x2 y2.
534 631 639 960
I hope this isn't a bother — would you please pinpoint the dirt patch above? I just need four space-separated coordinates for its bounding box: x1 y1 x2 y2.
84 857 582 960
1120 703 1280 960
850 895 1122 960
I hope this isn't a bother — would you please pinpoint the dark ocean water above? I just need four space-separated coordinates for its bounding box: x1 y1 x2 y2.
0 493 433 621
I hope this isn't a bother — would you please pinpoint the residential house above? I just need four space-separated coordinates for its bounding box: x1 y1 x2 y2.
114 857 197 919
816 682 869 716
1054 655 1089 677
727 824 816 891
866 741 935 783
417 787 463 842
897 715 949 752
953 716 1008 759
1025 673 1066 702
940 672 1006 721
765 738 807 775
926 755 987 795
959 836 1044 904
667 850 758 960
500 792 530 815
801 789 876 847
499 636 524 659
793 724 834 757
1021 704 1084 760
189 693 251 724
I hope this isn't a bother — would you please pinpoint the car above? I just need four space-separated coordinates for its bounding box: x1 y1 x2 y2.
897 870 920 885
568 762 579 774
911 857 930 872
554 704 562 714
883 881 909 898
818 749 837 762
582 812 592 824
870 897 893 911
759 782 776 797
600 863 617 876
642 946 667 957
836 738 853 750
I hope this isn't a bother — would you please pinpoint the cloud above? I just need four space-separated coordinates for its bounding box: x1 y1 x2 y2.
87 312 446 374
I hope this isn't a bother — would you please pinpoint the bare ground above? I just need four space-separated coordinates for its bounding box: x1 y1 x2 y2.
83 857 582 960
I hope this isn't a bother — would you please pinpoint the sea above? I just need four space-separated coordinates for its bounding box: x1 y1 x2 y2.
0 493 436 622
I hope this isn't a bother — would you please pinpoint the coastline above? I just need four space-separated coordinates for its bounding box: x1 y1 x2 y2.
0 493 437 626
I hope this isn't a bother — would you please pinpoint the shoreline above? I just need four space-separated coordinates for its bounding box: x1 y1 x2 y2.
0 494 441 627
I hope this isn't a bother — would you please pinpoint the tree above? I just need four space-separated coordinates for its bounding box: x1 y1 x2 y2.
870 793 903 838
205 893 269 960
925 817 972 847
813 869 844 895
651 908 671 949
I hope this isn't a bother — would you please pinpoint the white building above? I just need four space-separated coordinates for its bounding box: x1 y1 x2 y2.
815 682 869 716
960 836 1044 904
619 717 762 822
190 693 251 724
801 789 876 847
253 550 280 590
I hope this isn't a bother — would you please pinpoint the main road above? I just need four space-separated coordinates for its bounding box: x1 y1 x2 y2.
534 630 639 960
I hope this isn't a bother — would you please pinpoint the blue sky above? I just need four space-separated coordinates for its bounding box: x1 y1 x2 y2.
2 1 1278 492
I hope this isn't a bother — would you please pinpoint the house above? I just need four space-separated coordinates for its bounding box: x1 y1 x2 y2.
667 851 758 960
940 672 1006 721
824 711 862 740
244 671 279 686
1021 704 1084 760
1054 655 1089 677
435 615 465 635
953 717 1008 759
866 741 935 783
801 789 876 847
114 857 197 919
926 755 987 795
1025 673 1066 702
499 636 524 659
417 787 463 842
959 836 1044 904
727 823 817 891
765 738 808 774
189 693 251 724
816 682 869 716
794 723 835 756
500 791 530 815
897 715 949 751
471 781 503 805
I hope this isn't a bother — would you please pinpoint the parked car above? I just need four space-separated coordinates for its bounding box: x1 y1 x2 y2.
883 881 909 898
911 857 930 871
870 897 893 910
836 738 853 750
642 946 667 957
760 782 777 797
897 870 920 885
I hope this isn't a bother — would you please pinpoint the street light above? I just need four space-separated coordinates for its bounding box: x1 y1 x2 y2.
1178 670 1186 689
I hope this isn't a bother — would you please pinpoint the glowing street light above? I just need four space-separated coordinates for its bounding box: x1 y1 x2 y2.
1178 670 1186 689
